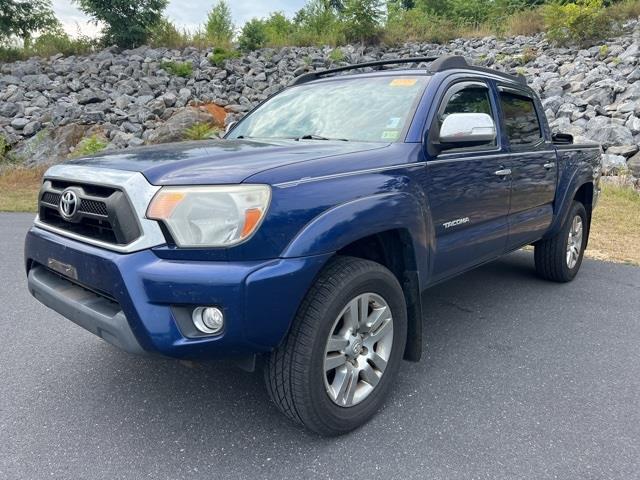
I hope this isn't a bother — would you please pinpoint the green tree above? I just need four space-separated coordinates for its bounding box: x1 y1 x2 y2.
205 0 234 46
238 18 267 51
341 0 383 43
73 0 168 48
263 12 295 46
0 0 58 47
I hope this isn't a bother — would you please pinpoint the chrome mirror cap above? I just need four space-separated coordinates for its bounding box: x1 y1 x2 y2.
439 112 497 144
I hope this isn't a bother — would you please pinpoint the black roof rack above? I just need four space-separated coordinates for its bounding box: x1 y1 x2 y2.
288 55 527 86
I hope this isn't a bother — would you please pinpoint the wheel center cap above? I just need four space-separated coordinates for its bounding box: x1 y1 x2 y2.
351 338 364 357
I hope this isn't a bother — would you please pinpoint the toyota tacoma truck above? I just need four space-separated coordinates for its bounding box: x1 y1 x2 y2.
25 56 602 436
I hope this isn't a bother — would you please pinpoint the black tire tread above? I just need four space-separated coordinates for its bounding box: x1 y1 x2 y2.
264 256 399 432
534 201 586 283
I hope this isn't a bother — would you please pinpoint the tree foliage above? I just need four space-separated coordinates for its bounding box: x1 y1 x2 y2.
342 0 383 43
0 0 58 46
238 18 268 51
205 0 234 47
73 0 168 48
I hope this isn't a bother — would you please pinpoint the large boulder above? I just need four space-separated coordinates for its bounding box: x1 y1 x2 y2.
11 123 89 166
606 145 639 158
146 107 215 144
601 154 628 176
585 117 634 147
628 152 640 178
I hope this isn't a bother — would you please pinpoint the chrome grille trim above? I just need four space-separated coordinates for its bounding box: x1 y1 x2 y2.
34 165 166 253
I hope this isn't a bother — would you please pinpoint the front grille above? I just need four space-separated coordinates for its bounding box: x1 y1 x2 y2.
41 191 108 216
41 207 119 243
38 180 141 246
41 191 61 206
79 199 109 216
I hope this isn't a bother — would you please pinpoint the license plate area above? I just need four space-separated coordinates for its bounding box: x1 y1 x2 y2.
47 258 78 280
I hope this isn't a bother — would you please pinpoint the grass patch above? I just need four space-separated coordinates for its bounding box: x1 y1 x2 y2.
587 184 640 265
183 122 221 141
70 135 108 158
161 61 193 78
0 166 46 212
209 47 240 67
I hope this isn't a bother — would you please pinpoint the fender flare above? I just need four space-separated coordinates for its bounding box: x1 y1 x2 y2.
545 171 594 239
281 192 429 266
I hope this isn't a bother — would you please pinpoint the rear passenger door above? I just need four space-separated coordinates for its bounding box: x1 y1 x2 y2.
498 87 557 249
425 79 511 282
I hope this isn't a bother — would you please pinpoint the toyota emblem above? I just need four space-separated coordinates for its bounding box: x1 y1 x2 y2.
59 189 79 219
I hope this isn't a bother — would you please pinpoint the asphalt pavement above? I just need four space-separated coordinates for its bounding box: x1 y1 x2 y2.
1 212 639 480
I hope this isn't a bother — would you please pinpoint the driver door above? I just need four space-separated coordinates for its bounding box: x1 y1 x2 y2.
424 80 511 282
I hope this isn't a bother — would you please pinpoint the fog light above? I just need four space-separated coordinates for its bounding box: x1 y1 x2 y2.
192 306 224 334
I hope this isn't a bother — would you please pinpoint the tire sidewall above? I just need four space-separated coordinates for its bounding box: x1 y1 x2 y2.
303 265 407 434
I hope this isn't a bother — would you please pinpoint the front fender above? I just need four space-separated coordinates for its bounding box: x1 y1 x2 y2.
281 192 429 276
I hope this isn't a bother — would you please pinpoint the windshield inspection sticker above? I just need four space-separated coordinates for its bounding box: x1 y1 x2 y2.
386 117 402 129
390 78 418 87
381 130 400 140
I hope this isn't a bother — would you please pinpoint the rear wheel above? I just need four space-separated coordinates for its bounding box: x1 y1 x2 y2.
534 201 588 282
264 256 407 436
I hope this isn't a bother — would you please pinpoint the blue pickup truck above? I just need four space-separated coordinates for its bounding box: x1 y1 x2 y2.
25 56 601 435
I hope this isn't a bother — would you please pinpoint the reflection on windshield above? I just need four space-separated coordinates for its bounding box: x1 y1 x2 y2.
228 76 429 143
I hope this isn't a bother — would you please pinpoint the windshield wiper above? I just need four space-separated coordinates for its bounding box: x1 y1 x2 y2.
295 134 349 142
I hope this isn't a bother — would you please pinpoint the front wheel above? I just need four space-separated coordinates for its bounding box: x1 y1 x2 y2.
534 201 588 282
264 256 407 436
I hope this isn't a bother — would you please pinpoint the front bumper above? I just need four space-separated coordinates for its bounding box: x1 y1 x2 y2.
25 227 330 359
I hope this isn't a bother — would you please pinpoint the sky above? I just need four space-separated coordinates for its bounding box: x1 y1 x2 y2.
52 0 308 37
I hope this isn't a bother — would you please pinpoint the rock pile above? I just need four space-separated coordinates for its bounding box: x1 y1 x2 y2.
1 20 639 181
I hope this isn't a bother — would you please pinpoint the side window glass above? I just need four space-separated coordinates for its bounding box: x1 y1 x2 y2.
439 84 495 148
499 92 543 146
442 86 492 118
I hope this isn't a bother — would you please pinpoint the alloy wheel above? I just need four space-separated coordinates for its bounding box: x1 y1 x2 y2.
566 215 584 269
323 293 394 407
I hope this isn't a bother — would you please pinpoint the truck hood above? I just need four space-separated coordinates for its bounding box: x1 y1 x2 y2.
68 139 389 185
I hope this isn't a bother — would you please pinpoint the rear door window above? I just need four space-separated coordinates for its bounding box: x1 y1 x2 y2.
499 91 543 146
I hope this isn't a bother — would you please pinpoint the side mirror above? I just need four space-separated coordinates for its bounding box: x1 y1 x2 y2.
552 132 573 145
225 121 237 135
438 113 496 146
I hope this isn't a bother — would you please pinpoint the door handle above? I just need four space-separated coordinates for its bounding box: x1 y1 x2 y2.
543 162 556 170
494 168 512 177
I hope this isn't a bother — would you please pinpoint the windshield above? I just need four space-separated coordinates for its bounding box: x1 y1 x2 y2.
228 75 429 143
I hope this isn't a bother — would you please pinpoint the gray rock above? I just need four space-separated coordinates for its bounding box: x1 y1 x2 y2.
11 123 88 165
627 152 640 177
601 154 628 175
147 107 214 144
606 145 639 158
77 89 107 105
22 121 42 136
10 118 29 130
0 102 19 117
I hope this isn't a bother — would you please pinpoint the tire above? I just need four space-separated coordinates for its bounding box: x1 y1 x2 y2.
264 256 408 436
534 201 588 283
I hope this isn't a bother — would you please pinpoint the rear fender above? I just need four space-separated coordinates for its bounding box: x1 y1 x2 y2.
545 157 597 239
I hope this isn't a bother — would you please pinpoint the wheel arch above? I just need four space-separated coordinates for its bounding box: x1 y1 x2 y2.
545 176 595 240
281 192 430 362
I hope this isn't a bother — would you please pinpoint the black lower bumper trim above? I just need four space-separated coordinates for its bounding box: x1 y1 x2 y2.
27 266 145 355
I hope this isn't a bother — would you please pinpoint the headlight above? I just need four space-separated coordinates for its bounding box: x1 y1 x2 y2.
147 185 271 247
